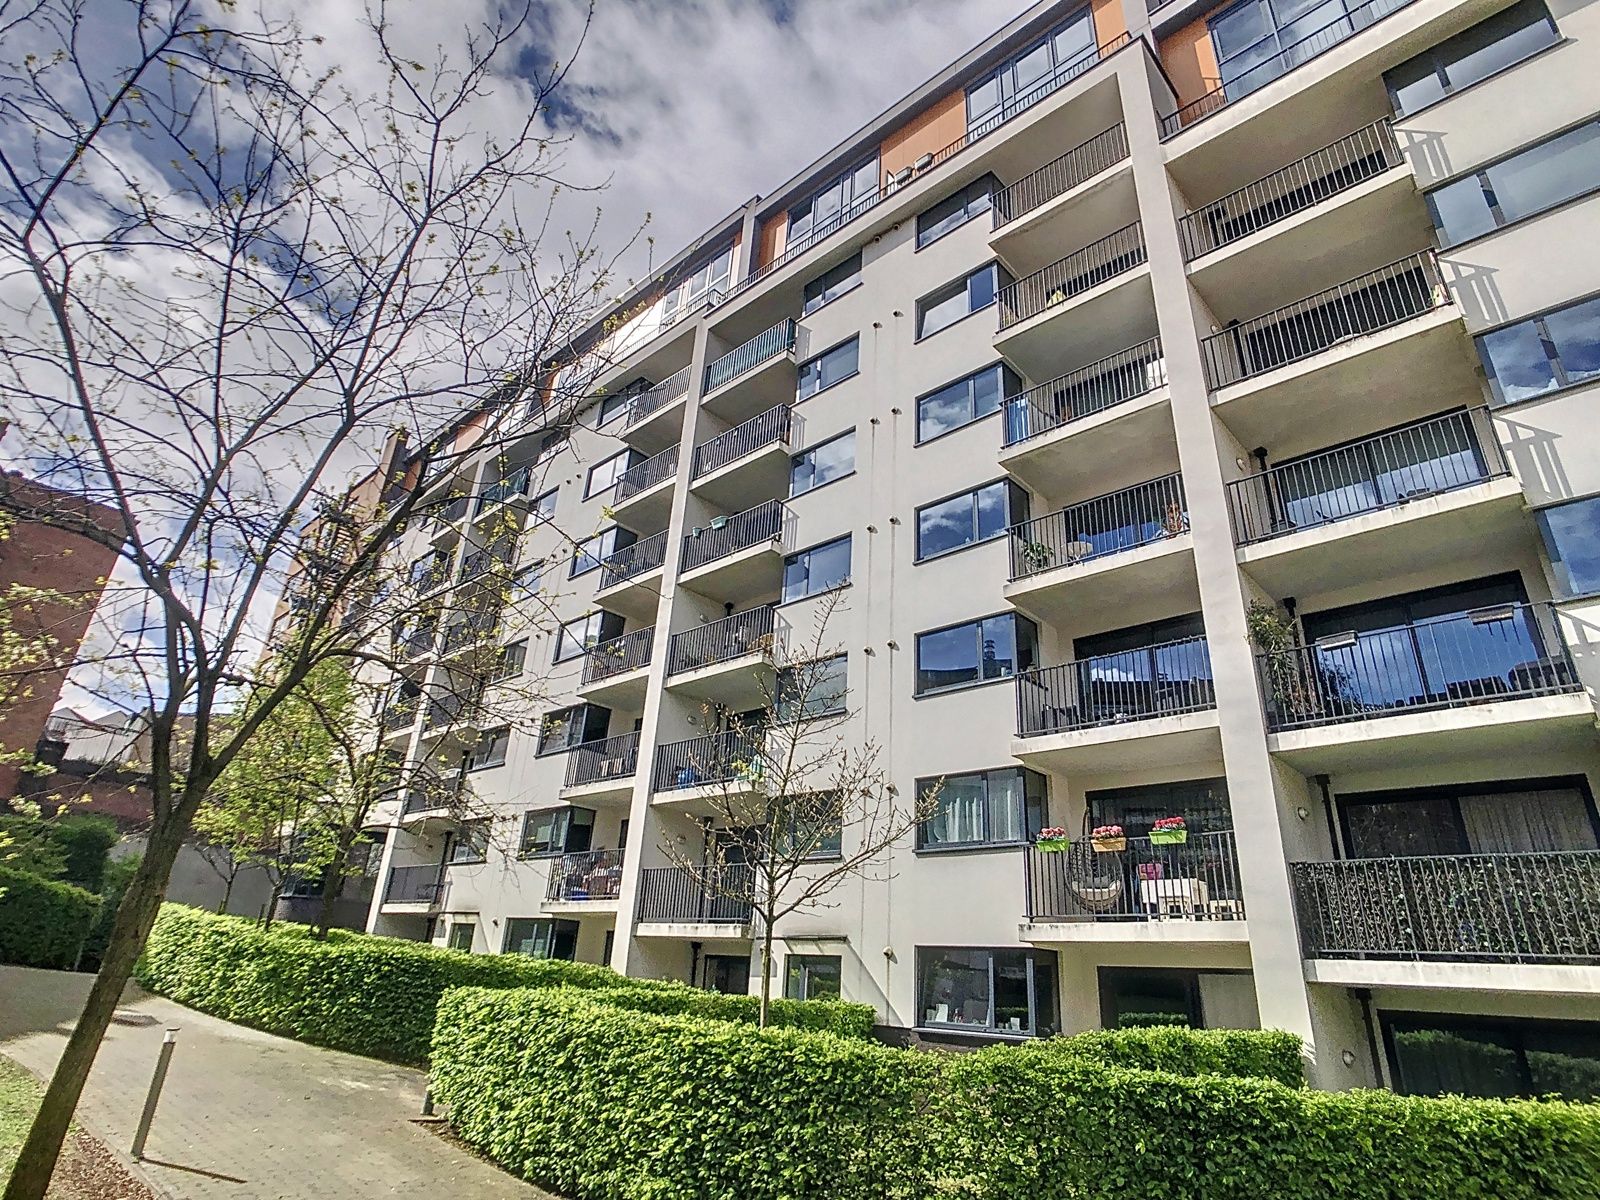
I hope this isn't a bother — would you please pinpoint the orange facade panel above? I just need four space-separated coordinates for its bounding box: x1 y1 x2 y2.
757 212 786 270
880 89 967 183
1090 0 1127 47
1160 15 1222 110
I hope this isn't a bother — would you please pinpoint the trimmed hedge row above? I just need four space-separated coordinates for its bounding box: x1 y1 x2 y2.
0 866 101 969
134 904 875 1061
1053 1025 1305 1087
431 987 1600 1200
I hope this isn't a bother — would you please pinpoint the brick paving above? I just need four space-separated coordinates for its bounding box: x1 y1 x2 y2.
0 967 555 1200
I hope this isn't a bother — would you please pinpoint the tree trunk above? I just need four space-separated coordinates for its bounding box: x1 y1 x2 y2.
260 876 286 932
218 868 236 914
2 815 188 1200
313 840 351 939
758 911 776 1029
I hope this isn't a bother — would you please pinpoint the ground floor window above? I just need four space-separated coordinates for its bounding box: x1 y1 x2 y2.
1385 1013 1600 1102
702 953 750 995
917 947 1058 1036
446 922 475 952
1097 967 1260 1030
784 954 842 1001
502 917 578 960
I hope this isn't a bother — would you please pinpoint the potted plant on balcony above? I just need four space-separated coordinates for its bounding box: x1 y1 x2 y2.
1149 816 1188 846
1019 540 1055 573
1090 824 1126 853
1036 826 1071 853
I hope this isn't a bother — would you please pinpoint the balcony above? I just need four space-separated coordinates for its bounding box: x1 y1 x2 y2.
651 729 766 809
382 863 444 909
577 627 653 705
678 500 786 606
690 405 794 510
596 531 667 618
380 698 419 736
667 605 777 710
1292 852 1600 967
474 465 529 516
458 541 515 586
562 730 642 803
399 788 453 819
611 445 678 529
634 865 752 935
989 124 1133 270
622 366 692 451
545 849 627 909
1022 833 1247 945
1013 635 1220 773
439 611 496 657
702 320 797 422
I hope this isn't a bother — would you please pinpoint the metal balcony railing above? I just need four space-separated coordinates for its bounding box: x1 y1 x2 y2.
1200 252 1448 389
1003 338 1166 448
1178 121 1402 260
381 699 419 733
704 320 797 394
635 865 753 924
397 625 437 660
432 494 469 529
669 605 777 675
998 222 1145 329
440 612 496 654
1257 602 1581 732
1291 851 1600 963
458 540 514 584
401 788 453 816
565 730 642 789
652 728 767 793
409 556 451 593
614 445 678 502
992 124 1129 227
692 405 793 480
423 690 476 732
475 465 530 514
384 863 444 905
599 531 667 589
581 627 654 685
546 849 627 902
1025 831 1243 922
1227 408 1507 545
1009 473 1187 579
680 500 784 573
1160 0 1419 138
625 366 692 428
1017 635 1215 737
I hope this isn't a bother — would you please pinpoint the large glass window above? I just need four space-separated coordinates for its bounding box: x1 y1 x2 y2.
537 704 610 756
570 526 632 578
1384 0 1558 114
464 726 510 771
917 948 1059 1036
1537 496 1600 595
966 7 1096 133
917 767 1047 849
1099 967 1202 1028
449 820 490 864
530 489 558 521
518 806 595 857
782 535 852 602
785 955 843 1001
584 450 638 499
915 612 1038 695
1087 777 1232 841
917 177 997 249
1476 294 1600 404
802 254 862 315
773 794 844 859
915 364 1017 442
916 264 1007 339
502 917 579 960
1339 780 1598 858
776 655 848 722
661 246 734 323
1208 0 1401 101
554 610 622 663
1387 1014 1600 1102
796 337 860 400
491 640 527 682
1427 119 1600 245
788 158 880 249
916 480 1025 560
790 430 856 497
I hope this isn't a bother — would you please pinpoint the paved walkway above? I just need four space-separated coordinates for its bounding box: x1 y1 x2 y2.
0 967 555 1200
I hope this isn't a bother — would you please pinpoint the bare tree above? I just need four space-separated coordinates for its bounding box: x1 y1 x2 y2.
0 1 651 1193
659 593 939 1026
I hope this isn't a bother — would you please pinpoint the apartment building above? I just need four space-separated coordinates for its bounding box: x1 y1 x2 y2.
356 0 1600 1096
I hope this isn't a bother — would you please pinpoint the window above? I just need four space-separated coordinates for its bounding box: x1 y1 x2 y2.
1207 0 1393 101
446 922 475 952
538 705 611 755
773 793 844 859
449 821 490 864
776 655 848 722
917 948 1059 1036
788 158 879 249
917 767 1046 849
917 176 996 249
464 726 510 771
518 806 596 857
1384 0 1558 115
502 917 579 960
785 955 843 1001
915 612 1038 695
1386 1013 1600 1102
1339 779 1598 858
1099 966 1202 1028
782 535 851 602
916 264 1008 339
915 364 1017 442
491 640 526 681
802 254 862 315
916 480 1026 560
570 526 632 578
585 450 638 499
796 337 860 400
534 428 568 464
530 489 558 521
966 7 1095 133
1427 119 1600 245
661 246 734 323
1088 777 1232 841
1537 497 1600 595
596 384 642 427
1476 293 1600 404
511 561 543 600
790 430 856 497
554 610 622 663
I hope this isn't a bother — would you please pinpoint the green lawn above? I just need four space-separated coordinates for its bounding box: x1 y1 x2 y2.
0 1054 43 1186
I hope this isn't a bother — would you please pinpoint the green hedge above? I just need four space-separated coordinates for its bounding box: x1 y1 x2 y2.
134 904 874 1061
431 987 1600 1200
1049 1025 1305 1087
0 866 101 969
0 814 118 890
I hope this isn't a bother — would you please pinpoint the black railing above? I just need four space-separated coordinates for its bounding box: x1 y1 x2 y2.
565 730 642 789
398 625 437 660
1003 338 1166 448
615 446 678 502
1291 852 1600 963
458 541 514 584
692 405 793 479
704 320 797 393
1178 121 1402 260
432 494 469 529
1009 473 1186 579
1200 252 1447 389
680 500 785 573
423 690 477 732
401 789 452 816
381 699 419 733
1017 635 1214 737
1258 602 1581 732
546 849 627 902
669 605 777 675
635 865 753 924
1160 0 1419 138
1025 832 1243 922
475 465 530 514
599 531 667 589
384 863 444 905
652 728 767 793
1227 408 1506 545
993 124 1129 227
625 366 692 428
440 612 496 654
998 222 1145 329
582 627 654 685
